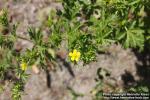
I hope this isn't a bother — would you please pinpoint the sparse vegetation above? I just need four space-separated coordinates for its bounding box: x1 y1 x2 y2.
0 0 150 100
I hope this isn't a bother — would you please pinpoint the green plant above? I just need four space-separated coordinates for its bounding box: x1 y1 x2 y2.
91 81 104 100
58 0 150 63
69 33 97 63
12 81 24 100
0 84 4 94
67 87 84 100
0 9 9 33
0 9 56 100
128 85 149 93
0 0 150 99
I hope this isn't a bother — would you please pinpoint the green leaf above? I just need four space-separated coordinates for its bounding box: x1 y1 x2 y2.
124 28 144 50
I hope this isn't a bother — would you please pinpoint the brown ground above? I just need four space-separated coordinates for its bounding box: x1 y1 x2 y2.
0 0 149 100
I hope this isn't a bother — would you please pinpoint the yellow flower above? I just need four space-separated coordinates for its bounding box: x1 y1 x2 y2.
20 62 27 71
69 49 81 62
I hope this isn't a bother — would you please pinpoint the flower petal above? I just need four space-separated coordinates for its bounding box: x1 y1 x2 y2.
71 57 75 61
73 49 77 54
69 52 73 57
75 57 79 62
21 63 27 71
77 52 81 57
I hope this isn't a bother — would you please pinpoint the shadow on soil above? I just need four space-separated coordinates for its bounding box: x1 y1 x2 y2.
45 55 75 88
121 7 150 92
57 55 75 78
121 42 150 92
